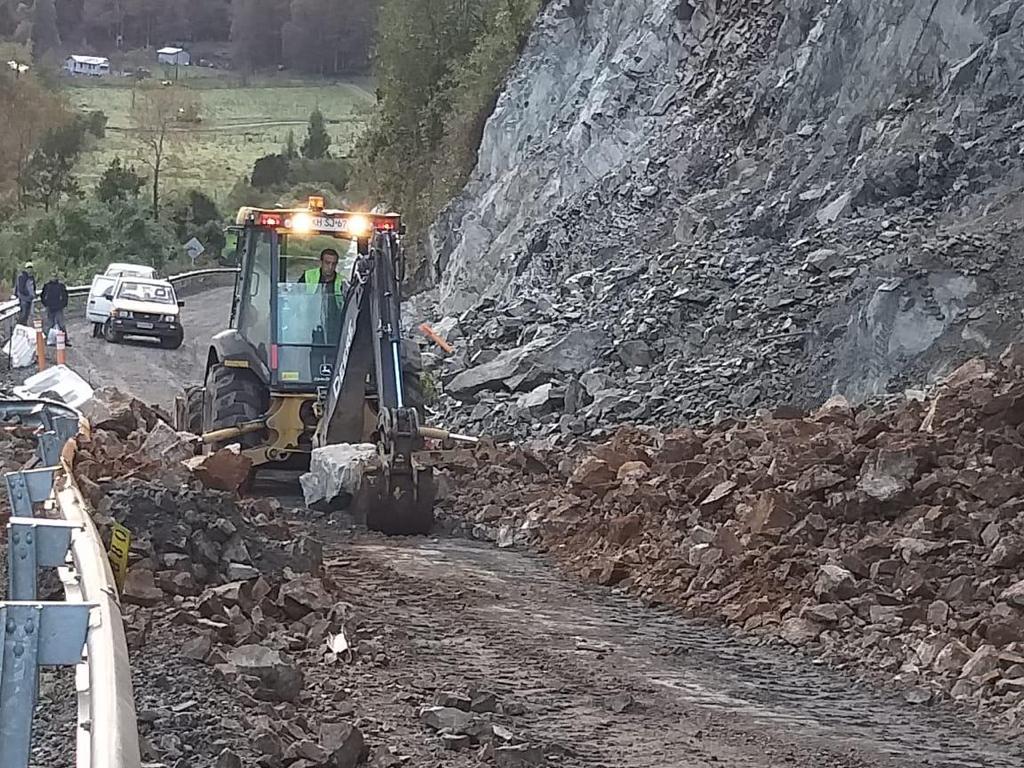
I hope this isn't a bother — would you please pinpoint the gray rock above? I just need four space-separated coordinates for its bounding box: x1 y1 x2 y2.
814 564 858 601
227 644 304 702
299 443 379 509
420 706 473 733
320 722 365 768
617 340 652 367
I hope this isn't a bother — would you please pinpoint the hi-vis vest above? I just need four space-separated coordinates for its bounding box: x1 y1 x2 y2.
303 268 343 300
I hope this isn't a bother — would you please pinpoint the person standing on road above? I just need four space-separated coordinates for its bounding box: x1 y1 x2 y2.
15 261 36 326
41 271 71 346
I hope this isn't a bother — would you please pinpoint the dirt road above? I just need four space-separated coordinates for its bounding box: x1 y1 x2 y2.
64 285 233 409
310 531 1020 768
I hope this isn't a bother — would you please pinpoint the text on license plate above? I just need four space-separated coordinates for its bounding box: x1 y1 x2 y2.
137 322 154 329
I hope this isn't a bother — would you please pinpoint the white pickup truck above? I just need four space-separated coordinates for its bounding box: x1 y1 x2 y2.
86 262 157 334
101 276 185 349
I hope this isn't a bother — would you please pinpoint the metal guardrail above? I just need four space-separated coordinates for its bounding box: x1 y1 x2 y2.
0 267 240 347
0 399 140 768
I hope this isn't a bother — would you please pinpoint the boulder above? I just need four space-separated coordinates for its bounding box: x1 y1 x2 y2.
227 644 303 702
186 447 253 493
299 443 380 509
320 722 366 768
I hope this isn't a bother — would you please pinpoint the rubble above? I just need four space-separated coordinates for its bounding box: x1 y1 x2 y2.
438 350 1024 729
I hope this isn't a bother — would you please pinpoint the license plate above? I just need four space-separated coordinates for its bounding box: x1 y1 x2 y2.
137 322 153 329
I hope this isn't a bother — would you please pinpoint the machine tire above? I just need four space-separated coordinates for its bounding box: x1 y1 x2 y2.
182 386 204 435
202 363 269 451
103 321 122 343
161 329 184 350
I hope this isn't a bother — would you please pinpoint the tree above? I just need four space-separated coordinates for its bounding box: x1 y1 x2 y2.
301 107 330 159
0 60 67 207
23 119 87 211
230 0 286 74
251 153 290 189
131 85 198 218
31 0 61 57
283 129 297 159
96 157 145 202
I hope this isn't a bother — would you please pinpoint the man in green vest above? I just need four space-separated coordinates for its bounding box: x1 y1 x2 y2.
298 248 344 300
298 248 344 356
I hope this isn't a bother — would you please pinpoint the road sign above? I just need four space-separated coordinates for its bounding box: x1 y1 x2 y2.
184 237 205 264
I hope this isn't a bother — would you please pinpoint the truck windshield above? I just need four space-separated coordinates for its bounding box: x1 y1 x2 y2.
117 281 176 304
274 245 349 385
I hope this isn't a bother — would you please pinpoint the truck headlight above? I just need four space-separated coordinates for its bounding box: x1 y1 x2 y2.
163 315 176 323
113 310 132 319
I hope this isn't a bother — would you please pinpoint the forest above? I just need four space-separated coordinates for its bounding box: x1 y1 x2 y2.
0 0 378 75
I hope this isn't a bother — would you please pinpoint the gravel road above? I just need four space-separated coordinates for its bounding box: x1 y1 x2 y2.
64 285 234 410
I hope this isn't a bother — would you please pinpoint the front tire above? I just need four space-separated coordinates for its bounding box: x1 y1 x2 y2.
103 321 122 343
161 329 184 350
202 363 269 452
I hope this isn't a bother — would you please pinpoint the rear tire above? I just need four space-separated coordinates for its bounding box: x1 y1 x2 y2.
103 321 122 343
202 363 269 452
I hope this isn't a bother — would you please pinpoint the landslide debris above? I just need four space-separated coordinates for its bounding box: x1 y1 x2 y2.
439 344 1024 733
419 0 1024 442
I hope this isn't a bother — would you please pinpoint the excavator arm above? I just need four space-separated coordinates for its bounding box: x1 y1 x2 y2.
314 228 435 533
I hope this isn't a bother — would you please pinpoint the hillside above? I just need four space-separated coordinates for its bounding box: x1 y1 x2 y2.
427 0 1024 438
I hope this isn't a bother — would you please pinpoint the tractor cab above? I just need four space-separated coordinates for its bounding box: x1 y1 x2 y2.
229 197 403 391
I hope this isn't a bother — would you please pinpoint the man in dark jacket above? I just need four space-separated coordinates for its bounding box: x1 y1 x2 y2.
41 272 71 346
15 262 35 326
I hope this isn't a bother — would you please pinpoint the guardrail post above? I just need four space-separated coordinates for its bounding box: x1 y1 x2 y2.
36 432 61 467
4 468 56 519
0 602 92 764
52 416 78 444
7 518 80 601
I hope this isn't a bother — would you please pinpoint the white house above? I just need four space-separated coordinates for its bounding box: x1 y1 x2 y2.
157 47 190 66
64 55 110 77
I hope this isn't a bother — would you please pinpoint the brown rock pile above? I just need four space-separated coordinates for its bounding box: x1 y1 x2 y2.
440 347 1024 731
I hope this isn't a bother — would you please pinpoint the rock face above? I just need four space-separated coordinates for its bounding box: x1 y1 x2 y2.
419 0 1024 440
437 351 1024 730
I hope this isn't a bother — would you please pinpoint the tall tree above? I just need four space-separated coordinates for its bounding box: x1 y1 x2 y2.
184 0 230 41
230 0 285 74
131 85 198 217
31 0 61 57
96 157 145 203
23 119 86 211
301 107 330 159
0 58 67 207
83 0 125 48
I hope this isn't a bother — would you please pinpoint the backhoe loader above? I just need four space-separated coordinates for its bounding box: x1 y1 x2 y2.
174 196 465 535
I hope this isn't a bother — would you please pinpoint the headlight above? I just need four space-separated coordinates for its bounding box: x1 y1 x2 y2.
163 315 176 323
113 309 133 319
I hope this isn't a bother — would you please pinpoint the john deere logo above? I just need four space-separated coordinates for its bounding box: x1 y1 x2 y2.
319 363 333 379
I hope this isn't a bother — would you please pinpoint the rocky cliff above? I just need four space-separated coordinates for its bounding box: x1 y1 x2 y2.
423 0 1024 438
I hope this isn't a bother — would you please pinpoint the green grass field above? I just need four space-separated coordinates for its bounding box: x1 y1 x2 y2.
66 78 375 204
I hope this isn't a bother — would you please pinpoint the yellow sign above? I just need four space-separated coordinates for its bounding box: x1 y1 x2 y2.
108 522 132 593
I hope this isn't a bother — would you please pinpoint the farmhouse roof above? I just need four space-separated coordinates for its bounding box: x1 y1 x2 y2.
157 47 184 54
69 55 109 65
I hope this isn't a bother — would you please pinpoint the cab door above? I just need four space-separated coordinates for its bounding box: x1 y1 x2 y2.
87 275 117 324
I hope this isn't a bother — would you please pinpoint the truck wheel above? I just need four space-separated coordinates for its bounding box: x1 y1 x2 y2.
202 363 268 451
103 322 122 343
161 330 184 350
182 386 204 435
